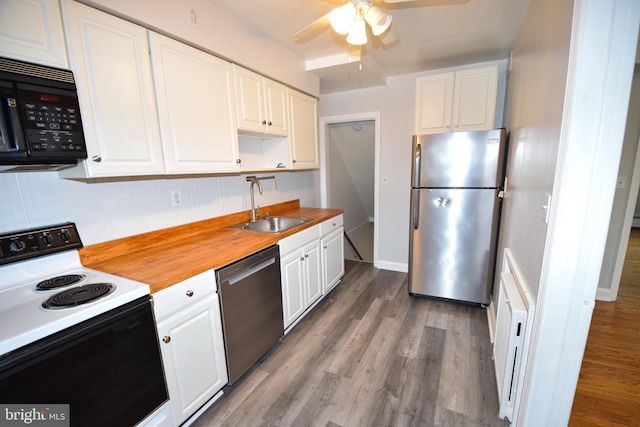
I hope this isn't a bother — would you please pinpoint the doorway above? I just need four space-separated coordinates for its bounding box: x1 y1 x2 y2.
319 112 380 266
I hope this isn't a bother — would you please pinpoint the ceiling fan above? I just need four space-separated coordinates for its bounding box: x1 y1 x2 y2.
294 0 432 46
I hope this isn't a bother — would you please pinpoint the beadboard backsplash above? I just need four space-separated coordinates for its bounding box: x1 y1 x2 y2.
0 171 320 245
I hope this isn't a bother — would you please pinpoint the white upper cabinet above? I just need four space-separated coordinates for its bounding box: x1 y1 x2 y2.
0 0 68 68
149 32 240 174
233 65 288 136
60 0 164 178
415 65 498 135
288 90 319 170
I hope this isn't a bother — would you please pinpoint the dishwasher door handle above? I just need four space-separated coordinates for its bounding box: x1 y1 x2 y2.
227 257 277 286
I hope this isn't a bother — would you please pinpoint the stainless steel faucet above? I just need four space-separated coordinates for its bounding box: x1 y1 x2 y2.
246 176 276 222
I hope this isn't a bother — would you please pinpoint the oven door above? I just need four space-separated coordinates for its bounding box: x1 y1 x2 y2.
0 297 168 427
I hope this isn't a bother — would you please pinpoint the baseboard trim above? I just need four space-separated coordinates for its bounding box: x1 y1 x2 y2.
595 286 614 301
375 260 408 273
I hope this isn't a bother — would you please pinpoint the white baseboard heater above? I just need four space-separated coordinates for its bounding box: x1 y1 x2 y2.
493 270 531 422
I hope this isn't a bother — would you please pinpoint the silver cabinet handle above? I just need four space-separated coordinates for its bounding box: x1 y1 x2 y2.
163 336 171 343
236 158 241 164
300 256 304 261
92 155 102 162
186 290 194 297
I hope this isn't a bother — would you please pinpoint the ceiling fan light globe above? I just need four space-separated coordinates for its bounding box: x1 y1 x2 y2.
346 17 367 45
365 5 392 36
330 2 356 35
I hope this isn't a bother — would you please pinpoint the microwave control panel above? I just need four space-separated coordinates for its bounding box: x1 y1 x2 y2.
17 83 87 158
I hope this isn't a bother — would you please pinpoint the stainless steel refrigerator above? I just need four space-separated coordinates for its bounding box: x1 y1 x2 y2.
408 129 506 305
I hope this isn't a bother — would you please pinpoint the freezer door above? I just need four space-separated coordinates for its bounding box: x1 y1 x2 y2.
411 129 506 188
409 188 499 304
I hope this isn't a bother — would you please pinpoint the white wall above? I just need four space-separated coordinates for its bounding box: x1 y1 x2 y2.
495 0 574 300
328 121 375 226
79 0 319 96
318 60 507 270
0 171 319 245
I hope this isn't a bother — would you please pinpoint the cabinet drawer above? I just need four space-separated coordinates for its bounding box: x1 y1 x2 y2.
278 224 319 255
153 270 216 321
320 214 344 237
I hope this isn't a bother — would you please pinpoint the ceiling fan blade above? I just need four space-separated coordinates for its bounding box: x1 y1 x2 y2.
294 11 332 40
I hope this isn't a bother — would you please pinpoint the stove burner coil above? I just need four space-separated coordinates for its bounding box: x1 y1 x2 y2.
42 283 116 309
36 274 86 290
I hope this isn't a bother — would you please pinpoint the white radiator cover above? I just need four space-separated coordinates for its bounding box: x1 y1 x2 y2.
493 265 534 423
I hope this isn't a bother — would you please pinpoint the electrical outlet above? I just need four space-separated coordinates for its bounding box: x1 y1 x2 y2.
171 191 181 207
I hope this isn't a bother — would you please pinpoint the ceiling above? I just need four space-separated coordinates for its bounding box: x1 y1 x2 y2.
207 0 530 94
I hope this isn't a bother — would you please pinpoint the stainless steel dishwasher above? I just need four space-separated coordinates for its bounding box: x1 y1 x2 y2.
216 245 283 384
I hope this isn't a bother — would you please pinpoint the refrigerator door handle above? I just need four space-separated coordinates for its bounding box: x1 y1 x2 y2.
412 141 421 188
412 190 420 230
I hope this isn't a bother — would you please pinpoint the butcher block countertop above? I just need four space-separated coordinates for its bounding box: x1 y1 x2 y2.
79 200 343 294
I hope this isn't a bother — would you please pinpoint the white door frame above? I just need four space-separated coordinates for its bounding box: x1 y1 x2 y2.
319 112 381 267
601 133 640 301
516 0 639 425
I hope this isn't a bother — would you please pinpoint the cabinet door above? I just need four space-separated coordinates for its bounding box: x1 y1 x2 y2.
304 241 322 306
281 250 305 328
322 227 345 293
61 0 164 177
0 0 68 68
233 65 265 133
149 32 240 173
157 294 228 426
263 79 288 136
289 90 319 169
414 72 454 135
451 66 498 132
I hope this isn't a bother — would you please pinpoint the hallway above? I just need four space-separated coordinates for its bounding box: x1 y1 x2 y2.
569 228 640 426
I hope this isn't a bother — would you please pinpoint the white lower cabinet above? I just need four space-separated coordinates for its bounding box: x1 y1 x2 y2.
279 214 345 330
153 270 227 427
322 227 345 293
281 238 322 329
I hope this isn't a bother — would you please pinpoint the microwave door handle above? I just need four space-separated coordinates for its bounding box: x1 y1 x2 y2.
1 95 24 151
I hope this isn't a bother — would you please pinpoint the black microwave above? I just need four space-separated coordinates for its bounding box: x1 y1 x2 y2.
0 57 87 171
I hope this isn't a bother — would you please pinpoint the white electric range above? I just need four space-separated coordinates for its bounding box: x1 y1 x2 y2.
0 223 150 355
0 223 172 427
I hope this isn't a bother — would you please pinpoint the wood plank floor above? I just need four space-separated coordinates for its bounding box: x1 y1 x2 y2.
569 228 640 427
193 261 509 427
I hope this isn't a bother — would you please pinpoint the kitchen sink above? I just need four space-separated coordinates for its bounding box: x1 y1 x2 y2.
229 216 312 233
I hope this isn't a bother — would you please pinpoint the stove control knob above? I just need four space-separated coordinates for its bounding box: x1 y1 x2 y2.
9 240 26 252
60 231 72 242
41 234 54 246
